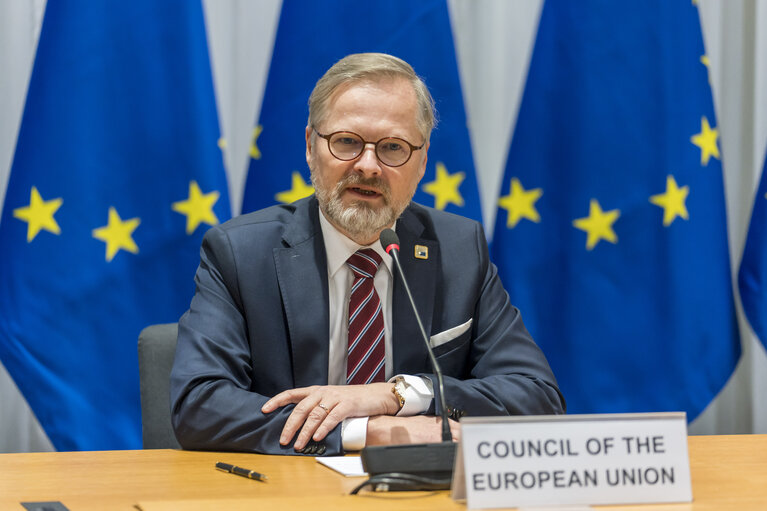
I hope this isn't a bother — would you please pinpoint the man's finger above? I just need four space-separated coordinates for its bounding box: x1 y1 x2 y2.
278 397 319 444
311 403 344 442
261 387 311 413
293 404 333 450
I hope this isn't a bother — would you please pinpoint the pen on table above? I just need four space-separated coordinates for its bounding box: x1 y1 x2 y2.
215 461 268 482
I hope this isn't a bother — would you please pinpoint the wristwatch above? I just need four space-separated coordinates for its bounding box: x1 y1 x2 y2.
391 377 407 411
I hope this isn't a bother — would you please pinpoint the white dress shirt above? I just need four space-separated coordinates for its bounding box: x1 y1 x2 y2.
318 210 433 450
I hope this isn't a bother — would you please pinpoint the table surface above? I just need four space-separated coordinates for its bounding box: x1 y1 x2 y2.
0 434 765 510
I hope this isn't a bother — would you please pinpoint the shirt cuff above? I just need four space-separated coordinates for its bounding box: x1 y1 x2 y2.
390 374 434 416
341 416 369 451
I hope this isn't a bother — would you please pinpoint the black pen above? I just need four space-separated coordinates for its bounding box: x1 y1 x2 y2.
215 461 268 482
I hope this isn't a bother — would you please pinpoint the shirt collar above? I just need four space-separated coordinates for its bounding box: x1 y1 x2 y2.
318 208 394 279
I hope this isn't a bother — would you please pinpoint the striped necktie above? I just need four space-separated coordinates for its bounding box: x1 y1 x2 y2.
346 249 385 385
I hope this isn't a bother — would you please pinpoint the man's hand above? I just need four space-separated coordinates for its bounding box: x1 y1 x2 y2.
366 415 461 446
261 383 401 451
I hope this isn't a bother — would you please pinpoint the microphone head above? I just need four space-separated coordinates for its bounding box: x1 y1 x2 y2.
379 229 400 254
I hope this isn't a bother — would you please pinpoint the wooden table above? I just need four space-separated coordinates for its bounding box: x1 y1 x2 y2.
0 435 764 510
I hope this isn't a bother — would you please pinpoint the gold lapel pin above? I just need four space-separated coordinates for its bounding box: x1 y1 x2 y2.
414 245 428 260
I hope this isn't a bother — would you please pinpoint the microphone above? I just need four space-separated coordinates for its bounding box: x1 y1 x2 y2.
355 228 456 492
379 228 452 443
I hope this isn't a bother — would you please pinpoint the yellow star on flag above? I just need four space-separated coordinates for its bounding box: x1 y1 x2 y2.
649 175 690 226
92 207 140 262
497 177 543 228
13 186 63 242
172 181 220 234
421 162 465 210
690 116 720 166
573 199 620 250
250 125 263 160
275 171 314 204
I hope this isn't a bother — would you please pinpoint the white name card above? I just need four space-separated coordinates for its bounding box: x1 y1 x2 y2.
451 412 691 509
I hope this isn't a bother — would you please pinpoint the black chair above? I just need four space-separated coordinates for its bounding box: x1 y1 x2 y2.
138 323 181 449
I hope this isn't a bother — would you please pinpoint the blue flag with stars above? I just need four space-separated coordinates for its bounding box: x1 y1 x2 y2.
0 0 230 450
491 1 740 419
739 151 767 351
241 0 481 222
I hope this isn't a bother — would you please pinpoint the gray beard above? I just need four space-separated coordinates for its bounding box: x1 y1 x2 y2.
311 171 411 243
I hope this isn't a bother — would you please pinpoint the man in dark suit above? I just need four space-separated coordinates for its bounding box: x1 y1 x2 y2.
170 53 564 455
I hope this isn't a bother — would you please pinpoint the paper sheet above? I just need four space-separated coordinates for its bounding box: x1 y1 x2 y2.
316 456 367 477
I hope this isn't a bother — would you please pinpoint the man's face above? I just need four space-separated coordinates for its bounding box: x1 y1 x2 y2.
306 77 428 245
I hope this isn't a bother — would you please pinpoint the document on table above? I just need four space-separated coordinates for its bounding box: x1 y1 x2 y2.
316 456 366 476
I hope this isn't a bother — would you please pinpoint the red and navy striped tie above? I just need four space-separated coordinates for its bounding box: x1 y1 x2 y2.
346 249 385 385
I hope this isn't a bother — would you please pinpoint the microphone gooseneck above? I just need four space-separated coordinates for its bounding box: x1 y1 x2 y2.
379 228 452 443
356 228 457 491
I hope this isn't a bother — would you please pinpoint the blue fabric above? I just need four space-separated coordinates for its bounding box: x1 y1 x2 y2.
490 1 740 419
0 0 230 450
241 0 481 223
739 152 767 351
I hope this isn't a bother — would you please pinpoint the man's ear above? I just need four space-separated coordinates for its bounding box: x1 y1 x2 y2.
417 142 429 181
305 126 313 168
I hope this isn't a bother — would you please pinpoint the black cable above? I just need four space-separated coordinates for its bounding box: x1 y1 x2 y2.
350 472 452 494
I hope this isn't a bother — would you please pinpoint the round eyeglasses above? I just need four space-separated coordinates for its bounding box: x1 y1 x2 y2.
314 129 424 167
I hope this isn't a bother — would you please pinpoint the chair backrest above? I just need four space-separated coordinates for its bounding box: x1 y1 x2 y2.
138 323 181 449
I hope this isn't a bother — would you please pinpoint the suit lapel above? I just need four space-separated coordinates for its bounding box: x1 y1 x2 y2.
392 206 439 374
273 197 330 387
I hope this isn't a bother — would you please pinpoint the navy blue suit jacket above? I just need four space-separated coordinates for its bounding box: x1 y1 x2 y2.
170 196 564 455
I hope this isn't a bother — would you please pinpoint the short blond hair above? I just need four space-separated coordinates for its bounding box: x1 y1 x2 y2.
308 53 436 141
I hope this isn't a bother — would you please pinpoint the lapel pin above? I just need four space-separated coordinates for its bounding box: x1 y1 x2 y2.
414 245 428 260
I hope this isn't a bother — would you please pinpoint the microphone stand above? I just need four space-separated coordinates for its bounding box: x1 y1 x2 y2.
355 230 456 492
388 242 452 443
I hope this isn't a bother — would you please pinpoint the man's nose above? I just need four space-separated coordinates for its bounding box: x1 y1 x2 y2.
353 143 383 176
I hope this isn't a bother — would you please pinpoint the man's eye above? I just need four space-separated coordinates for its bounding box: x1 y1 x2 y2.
337 137 358 145
383 142 403 152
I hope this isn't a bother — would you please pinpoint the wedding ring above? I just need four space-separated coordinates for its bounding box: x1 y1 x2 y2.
318 403 330 413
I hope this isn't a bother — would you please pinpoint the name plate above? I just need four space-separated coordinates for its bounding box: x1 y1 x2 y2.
451 412 691 509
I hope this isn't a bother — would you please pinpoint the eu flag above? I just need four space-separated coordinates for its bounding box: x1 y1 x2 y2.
491 1 740 419
241 0 481 222
0 0 230 450
739 152 767 351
